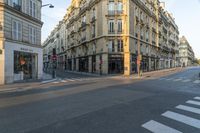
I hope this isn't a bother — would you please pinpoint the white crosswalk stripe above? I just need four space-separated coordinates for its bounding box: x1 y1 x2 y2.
142 96 200 132
193 80 200 84
162 111 200 129
173 79 182 82
176 105 200 115
186 100 200 106
181 79 191 83
142 120 182 133
194 97 200 100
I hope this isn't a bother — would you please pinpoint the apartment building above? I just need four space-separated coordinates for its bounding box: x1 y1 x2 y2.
179 36 195 67
0 0 43 84
43 0 179 75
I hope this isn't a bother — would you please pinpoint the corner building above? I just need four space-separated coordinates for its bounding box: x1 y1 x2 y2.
0 0 43 84
43 0 179 75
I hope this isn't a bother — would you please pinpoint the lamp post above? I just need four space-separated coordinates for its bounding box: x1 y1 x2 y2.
42 4 54 8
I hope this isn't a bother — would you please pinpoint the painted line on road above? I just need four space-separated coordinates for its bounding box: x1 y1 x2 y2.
142 120 182 133
181 79 191 83
176 105 200 115
162 111 200 129
41 79 57 84
193 80 200 84
166 78 174 81
194 97 200 100
186 100 200 106
173 79 182 82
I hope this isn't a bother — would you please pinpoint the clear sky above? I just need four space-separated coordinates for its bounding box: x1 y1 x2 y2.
42 0 200 58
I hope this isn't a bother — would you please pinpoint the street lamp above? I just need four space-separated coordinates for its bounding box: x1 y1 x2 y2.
42 4 54 8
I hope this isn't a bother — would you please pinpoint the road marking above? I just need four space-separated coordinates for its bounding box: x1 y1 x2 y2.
65 78 76 82
194 97 200 100
159 78 166 80
61 80 68 83
193 80 200 84
173 79 182 82
176 105 200 115
41 79 57 84
142 120 182 133
162 111 200 129
166 78 174 81
186 100 200 106
182 79 191 83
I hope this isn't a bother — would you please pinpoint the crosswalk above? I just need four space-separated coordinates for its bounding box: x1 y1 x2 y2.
142 96 200 132
159 77 200 85
46 77 104 84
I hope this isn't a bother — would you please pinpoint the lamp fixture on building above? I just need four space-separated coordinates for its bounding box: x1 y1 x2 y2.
42 4 54 8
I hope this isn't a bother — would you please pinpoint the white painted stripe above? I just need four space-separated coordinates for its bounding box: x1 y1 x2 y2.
162 111 200 129
194 97 200 100
65 78 76 81
176 105 200 114
53 81 59 84
182 79 191 83
142 120 182 133
173 79 182 82
193 80 200 84
41 79 57 84
61 80 68 83
166 78 174 81
186 100 200 106
159 78 167 80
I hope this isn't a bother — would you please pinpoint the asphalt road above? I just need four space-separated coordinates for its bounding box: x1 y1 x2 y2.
0 67 200 133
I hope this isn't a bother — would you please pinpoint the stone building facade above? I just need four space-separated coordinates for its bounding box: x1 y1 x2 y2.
178 36 195 67
43 0 179 75
0 0 43 84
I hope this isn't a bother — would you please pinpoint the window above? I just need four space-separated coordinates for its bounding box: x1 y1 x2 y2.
92 8 96 19
108 2 115 15
29 26 37 44
29 0 36 18
117 2 123 13
108 20 115 33
108 40 115 52
108 2 115 11
117 19 122 33
92 24 96 37
118 40 124 52
12 20 22 41
12 0 22 11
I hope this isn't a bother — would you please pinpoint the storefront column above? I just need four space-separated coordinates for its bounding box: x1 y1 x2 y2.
76 58 79 71
71 58 74 71
148 57 151 71
0 42 5 84
89 56 92 73
102 54 108 74
124 52 131 76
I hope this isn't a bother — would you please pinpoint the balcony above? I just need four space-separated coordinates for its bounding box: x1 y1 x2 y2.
13 3 21 11
81 37 86 42
92 33 95 38
135 33 138 38
116 10 123 15
91 16 96 22
108 30 115 34
108 10 115 16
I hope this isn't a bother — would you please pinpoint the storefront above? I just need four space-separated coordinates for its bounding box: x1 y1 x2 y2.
141 55 149 72
4 42 43 83
14 51 38 80
108 54 124 74
131 54 137 73
91 55 96 73
79 56 89 72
